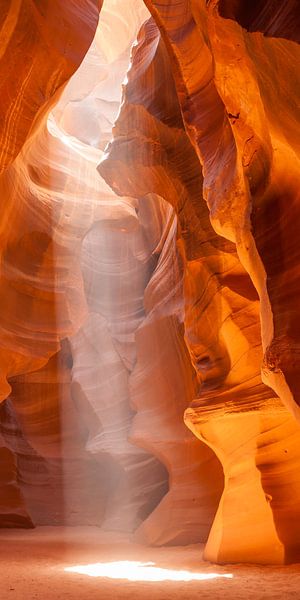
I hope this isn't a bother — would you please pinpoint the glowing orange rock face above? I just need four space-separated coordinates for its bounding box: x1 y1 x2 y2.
0 0 221 540
100 3 300 563
0 0 101 526
140 0 300 418
0 0 101 173
0 0 300 566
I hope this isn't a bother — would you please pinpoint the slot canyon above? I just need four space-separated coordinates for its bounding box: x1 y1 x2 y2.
0 0 300 598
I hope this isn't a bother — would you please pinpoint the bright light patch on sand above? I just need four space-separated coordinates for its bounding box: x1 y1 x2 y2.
64 560 233 582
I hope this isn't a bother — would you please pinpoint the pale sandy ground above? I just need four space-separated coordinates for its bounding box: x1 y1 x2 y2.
0 527 300 600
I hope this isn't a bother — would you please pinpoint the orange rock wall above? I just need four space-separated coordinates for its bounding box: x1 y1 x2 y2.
100 3 300 563
0 0 101 173
0 0 300 565
0 0 102 527
0 0 222 540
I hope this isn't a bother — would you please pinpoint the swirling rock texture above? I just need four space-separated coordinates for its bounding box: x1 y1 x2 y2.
0 0 300 567
0 0 102 173
0 0 101 528
53 0 222 542
99 1 300 564
0 0 172 531
0 0 222 543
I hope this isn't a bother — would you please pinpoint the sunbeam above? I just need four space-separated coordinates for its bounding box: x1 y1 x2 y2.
64 560 233 582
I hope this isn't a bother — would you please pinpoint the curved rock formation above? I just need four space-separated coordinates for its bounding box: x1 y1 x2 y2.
0 0 102 525
0 0 101 173
60 5 222 540
99 4 300 563
0 0 300 567
0 0 222 542
135 0 300 421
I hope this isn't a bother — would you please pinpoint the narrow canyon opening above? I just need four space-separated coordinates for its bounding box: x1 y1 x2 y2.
1 0 223 563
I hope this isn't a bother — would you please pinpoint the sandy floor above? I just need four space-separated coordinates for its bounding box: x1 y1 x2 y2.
0 527 300 599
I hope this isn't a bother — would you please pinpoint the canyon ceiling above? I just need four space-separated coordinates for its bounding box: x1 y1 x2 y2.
0 0 300 565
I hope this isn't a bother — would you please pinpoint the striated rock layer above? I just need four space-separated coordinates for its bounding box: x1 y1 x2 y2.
0 0 300 566
0 0 222 545
99 3 300 563
0 0 103 528
0 0 171 531
0 0 101 174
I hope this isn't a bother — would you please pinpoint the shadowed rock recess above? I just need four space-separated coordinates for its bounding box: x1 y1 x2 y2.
0 0 299 565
